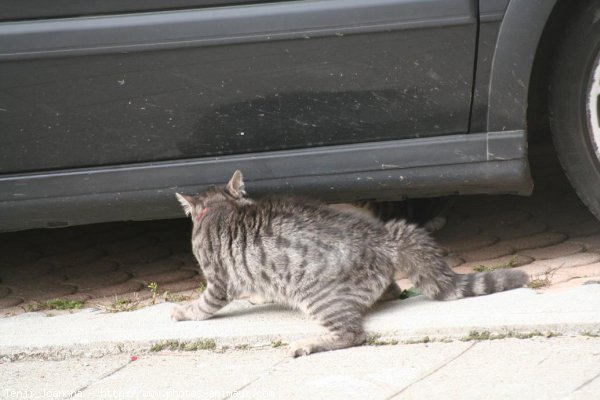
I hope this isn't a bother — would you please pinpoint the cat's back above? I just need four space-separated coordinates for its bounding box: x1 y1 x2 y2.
249 195 388 240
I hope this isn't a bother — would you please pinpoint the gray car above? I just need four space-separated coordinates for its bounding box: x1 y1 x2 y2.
0 0 596 231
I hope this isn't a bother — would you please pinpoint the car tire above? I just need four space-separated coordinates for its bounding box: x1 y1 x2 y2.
549 0 600 220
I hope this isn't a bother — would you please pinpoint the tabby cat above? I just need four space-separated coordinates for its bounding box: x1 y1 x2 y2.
172 171 528 357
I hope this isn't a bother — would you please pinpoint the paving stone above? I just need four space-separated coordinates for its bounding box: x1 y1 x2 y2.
523 199 574 215
465 198 523 217
482 220 547 240
454 255 534 274
169 252 198 268
65 270 131 291
86 227 141 244
451 195 498 211
36 237 92 256
533 207 595 228
519 242 585 260
40 247 105 267
96 236 158 255
52 259 119 279
161 289 197 303
554 220 600 238
121 259 183 277
526 252 600 271
132 269 198 285
159 238 191 253
0 250 41 267
569 234 600 252
0 261 54 282
551 262 600 282
438 235 499 253
153 226 189 241
0 240 34 253
56 292 94 302
9 281 77 302
0 286 11 298
84 280 144 299
501 232 567 251
541 277 600 292
433 223 480 241
440 211 466 226
460 243 514 262
26 228 85 245
159 277 205 293
108 246 171 265
0 297 23 308
444 254 464 269
468 210 531 228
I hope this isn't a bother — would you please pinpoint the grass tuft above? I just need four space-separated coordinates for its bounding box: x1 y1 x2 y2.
98 295 140 313
25 299 84 312
149 339 217 352
271 340 287 348
473 257 518 273
366 334 399 346
461 330 549 341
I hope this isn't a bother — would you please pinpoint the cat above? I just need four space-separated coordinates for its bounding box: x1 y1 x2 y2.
242 199 449 305
172 170 529 357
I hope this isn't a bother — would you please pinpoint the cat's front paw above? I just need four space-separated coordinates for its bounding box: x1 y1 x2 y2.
170 305 189 321
288 338 317 357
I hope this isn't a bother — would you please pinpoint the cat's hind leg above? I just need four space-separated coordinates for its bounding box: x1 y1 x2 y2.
289 301 366 357
171 282 229 321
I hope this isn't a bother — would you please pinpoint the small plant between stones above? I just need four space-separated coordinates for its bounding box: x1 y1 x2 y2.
473 257 518 273
148 282 159 305
99 294 141 313
366 334 399 346
461 329 556 341
149 339 217 352
24 299 84 312
527 265 562 289
162 291 192 303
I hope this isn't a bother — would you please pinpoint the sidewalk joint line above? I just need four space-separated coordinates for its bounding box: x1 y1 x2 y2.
62 358 133 399
220 357 290 400
384 342 478 400
571 370 600 394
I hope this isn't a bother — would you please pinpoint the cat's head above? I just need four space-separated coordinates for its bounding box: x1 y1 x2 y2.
175 170 251 220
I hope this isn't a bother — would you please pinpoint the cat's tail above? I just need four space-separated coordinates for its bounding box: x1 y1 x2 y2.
385 220 529 300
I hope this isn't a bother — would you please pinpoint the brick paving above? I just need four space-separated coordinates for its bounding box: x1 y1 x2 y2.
1 145 600 317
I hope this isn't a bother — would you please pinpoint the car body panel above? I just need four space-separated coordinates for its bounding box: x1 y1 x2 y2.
0 0 476 173
0 0 274 21
0 131 531 231
0 0 556 231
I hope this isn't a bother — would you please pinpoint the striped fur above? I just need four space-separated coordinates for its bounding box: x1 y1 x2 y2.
171 170 529 356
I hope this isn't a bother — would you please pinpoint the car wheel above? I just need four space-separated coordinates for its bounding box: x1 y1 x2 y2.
549 0 600 219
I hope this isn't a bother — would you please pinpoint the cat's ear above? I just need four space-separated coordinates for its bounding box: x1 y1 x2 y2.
226 170 246 198
175 193 196 217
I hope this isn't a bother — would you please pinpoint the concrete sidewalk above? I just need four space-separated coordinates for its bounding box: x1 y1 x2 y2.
1 285 600 399
1 285 600 359
2 336 599 399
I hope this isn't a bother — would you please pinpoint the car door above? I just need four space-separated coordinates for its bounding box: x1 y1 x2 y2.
0 0 477 174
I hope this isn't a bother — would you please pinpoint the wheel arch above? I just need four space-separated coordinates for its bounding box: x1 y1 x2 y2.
485 0 562 133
